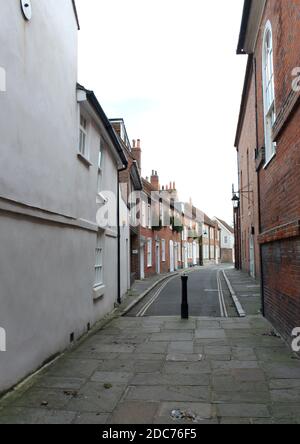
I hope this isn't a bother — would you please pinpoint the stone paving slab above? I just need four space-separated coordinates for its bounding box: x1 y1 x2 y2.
1 313 300 424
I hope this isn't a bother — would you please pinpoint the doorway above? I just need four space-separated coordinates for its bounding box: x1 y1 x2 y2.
169 240 174 272
156 242 160 274
249 234 255 278
140 245 145 280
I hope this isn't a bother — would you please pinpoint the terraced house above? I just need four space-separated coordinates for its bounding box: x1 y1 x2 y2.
235 0 300 344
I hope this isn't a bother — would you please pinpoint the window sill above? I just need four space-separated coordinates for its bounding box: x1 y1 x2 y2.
263 152 276 170
77 152 92 167
93 285 105 302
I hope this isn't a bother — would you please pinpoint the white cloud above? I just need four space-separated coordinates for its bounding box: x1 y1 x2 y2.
76 0 247 222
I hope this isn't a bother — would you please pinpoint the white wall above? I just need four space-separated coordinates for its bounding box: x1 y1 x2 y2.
119 195 130 299
0 0 79 217
0 1 120 393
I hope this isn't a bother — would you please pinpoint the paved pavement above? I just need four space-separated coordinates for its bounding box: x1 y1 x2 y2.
223 268 262 315
0 267 300 424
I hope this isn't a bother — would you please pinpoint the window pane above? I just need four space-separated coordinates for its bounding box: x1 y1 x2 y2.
80 130 86 155
95 234 103 286
80 115 87 129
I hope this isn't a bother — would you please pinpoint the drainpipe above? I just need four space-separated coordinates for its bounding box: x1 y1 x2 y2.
117 166 127 305
254 56 265 316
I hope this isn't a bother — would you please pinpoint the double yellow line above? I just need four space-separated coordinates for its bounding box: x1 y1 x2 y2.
136 275 178 317
217 270 228 318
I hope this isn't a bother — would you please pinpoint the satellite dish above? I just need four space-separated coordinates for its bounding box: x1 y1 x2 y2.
21 0 32 21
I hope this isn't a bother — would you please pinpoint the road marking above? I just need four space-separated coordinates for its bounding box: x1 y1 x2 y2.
136 275 178 317
217 270 228 318
222 270 246 318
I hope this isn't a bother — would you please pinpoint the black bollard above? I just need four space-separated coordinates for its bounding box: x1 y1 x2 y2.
181 274 189 319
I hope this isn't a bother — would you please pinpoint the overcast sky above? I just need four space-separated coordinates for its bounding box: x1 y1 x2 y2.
76 0 247 224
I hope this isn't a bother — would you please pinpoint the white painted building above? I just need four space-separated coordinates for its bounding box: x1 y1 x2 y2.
214 218 235 264
0 1 127 393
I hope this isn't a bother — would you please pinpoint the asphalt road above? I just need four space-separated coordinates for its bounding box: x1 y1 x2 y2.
127 266 238 318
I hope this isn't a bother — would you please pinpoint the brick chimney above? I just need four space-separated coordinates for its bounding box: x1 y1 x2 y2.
132 139 141 173
150 170 159 191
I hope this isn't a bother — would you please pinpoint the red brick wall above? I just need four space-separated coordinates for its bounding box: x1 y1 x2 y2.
262 238 300 345
254 0 300 342
236 66 261 278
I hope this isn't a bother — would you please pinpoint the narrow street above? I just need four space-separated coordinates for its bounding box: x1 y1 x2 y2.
1 267 300 425
1 0 300 428
127 267 237 318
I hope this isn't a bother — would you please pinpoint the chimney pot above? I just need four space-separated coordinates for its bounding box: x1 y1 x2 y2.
132 139 136 148
137 139 141 148
150 170 159 191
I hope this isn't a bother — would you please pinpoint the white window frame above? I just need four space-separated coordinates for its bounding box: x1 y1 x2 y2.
97 137 103 193
161 239 166 262
94 233 104 288
130 191 137 226
262 21 276 165
79 113 89 159
160 201 164 227
147 238 152 267
142 201 147 228
147 203 152 228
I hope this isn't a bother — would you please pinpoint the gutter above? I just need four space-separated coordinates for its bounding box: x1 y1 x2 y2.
237 0 252 54
117 165 128 305
71 0 80 30
234 55 253 148
77 84 128 168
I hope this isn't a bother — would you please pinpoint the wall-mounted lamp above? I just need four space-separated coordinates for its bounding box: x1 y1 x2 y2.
21 0 32 21
232 193 240 209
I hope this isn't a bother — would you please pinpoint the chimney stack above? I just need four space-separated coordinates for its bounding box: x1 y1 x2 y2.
150 170 160 191
132 138 142 173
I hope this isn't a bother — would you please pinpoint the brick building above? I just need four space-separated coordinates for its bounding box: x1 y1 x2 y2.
141 174 183 278
110 120 143 285
234 54 261 278
202 214 221 265
236 0 300 343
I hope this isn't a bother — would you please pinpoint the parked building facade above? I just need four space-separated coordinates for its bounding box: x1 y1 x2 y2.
235 0 300 343
0 1 127 393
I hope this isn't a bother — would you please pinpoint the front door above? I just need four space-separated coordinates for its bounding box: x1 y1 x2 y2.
249 234 255 278
174 243 178 271
169 240 174 272
140 246 145 280
156 242 160 274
